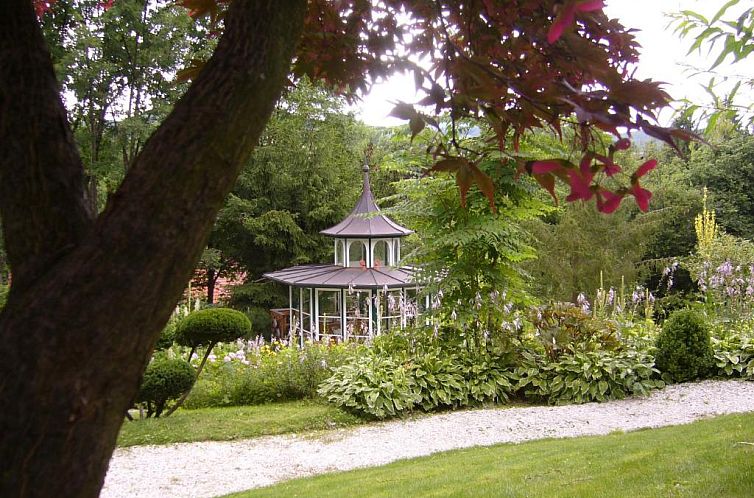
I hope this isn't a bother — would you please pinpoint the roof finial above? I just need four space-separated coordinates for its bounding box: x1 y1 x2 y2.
363 143 373 173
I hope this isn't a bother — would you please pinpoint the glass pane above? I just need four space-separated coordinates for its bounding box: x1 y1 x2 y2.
346 290 371 339
373 240 389 267
318 289 342 341
348 241 366 268
377 289 403 333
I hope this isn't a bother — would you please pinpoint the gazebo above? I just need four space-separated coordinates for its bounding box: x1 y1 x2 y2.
264 162 424 343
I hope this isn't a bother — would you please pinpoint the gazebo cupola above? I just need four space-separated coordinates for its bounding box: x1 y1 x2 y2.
321 162 412 269
264 160 423 344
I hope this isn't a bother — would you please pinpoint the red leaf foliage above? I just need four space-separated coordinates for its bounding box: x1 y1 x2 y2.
163 0 697 213
33 0 57 17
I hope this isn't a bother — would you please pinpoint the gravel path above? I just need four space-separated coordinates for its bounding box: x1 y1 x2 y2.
102 380 754 498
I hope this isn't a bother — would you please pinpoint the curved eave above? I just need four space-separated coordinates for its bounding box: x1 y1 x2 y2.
263 264 420 289
320 214 413 238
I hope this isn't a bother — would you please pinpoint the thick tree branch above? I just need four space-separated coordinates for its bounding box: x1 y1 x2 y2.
0 1 307 495
0 0 94 292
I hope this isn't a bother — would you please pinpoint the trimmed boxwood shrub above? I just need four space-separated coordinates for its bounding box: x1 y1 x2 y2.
136 359 196 417
154 321 177 351
175 307 252 348
165 308 252 416
655 309 714 383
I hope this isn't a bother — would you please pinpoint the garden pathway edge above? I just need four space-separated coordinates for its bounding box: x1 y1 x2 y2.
102 380 754 498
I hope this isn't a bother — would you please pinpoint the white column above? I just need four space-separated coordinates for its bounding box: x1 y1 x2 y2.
367 289 373 338
288 286 293 341
314 289 320 341
341 289 347 341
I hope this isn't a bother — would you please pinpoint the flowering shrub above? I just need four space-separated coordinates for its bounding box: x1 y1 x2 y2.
527 302 621 360
184 338 359 408
697 260 754 324
591 281 655 323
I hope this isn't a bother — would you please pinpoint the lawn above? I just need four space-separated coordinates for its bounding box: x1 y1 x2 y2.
117 400 362 447
231 412 754 498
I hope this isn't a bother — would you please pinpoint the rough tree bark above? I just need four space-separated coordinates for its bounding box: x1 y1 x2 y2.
0 0 307 496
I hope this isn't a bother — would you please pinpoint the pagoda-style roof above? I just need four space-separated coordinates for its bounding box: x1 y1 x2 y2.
320 163 412 238
264 264 417 289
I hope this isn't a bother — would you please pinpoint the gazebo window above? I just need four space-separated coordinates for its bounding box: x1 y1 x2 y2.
372 240 390 267
348 240 367 268
393 239 401 264
346 290 371 340
377 289 403 334
317 289 342 342
334 240 345 266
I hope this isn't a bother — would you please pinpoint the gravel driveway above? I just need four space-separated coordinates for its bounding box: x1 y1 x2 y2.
102 380 754 498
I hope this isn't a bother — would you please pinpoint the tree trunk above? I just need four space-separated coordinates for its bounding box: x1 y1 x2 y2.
164 341 216 417
207 267 217 304
0 1 306 496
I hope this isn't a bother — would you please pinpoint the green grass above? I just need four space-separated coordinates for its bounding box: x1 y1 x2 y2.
231 413 754 498
117 400 362 447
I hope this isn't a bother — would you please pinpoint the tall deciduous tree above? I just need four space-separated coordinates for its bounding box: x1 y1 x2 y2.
40 0 208 210
1 1 687 495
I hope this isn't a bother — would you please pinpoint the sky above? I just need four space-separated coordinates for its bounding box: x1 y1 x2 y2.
354 0 751 127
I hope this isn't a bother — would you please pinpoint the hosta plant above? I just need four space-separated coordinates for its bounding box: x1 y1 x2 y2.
318 348 518 419
517 349 664 405
711 335 754 379
318 354 420 419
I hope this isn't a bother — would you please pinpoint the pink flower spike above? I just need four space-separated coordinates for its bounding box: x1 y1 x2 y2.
631 184 652 212
635 159 657 179
597 189 623 213
531 160 562 174
614 138 631 150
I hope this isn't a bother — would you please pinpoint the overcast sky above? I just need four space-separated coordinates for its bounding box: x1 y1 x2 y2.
354 0 750 127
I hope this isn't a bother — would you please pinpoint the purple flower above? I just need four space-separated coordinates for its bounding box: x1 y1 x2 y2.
577 293 590 313
717 261 734 277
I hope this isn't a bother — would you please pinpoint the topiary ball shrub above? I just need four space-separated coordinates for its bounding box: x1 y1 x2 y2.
154 321 177 351
655 309 714 383
175 307 252 348
136 359 196 417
